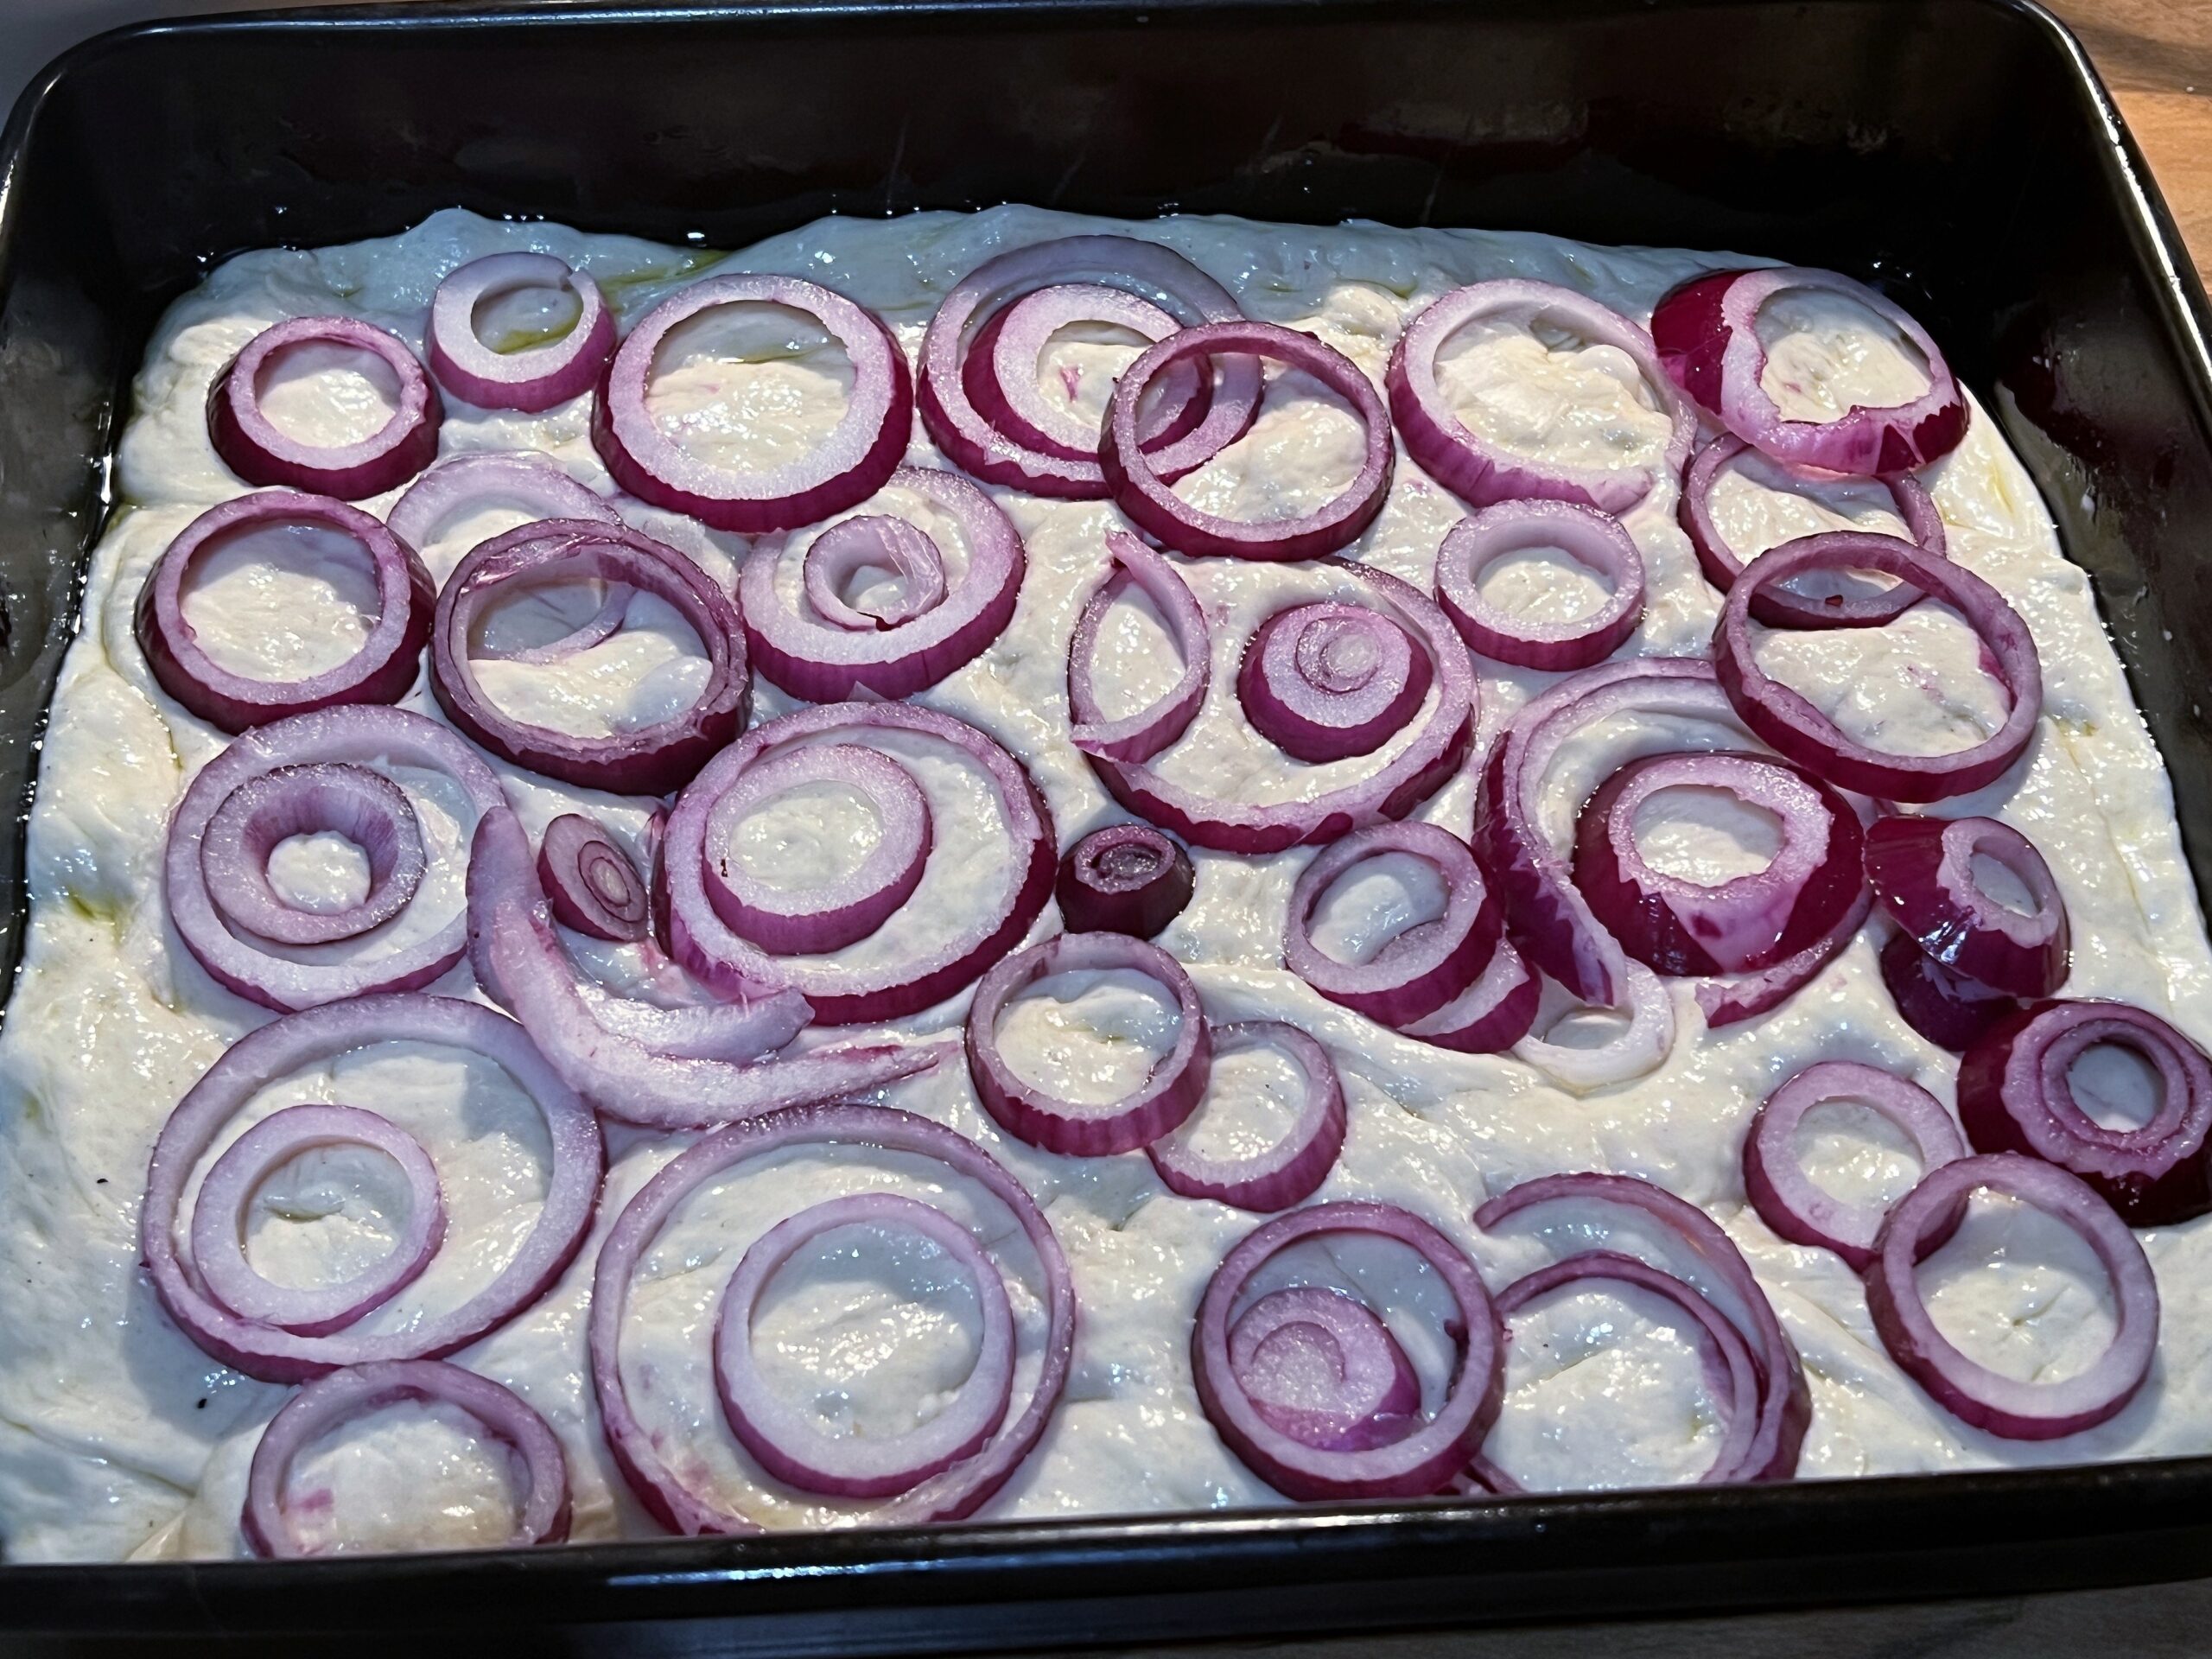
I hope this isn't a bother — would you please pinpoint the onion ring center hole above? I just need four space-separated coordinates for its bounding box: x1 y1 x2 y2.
750 1217 988 1440
253 337 404 448
2067 1040 2166 1133
1172 362 1362 525
648 301 855 472
1473 542 1618 628
181 516 385 681
284 1397 525 1554
1083 580 1185 722
992 966 1183 1107
1175 1042 1309 1163
1433 312 1672 471
1790 1097 1926 1211
265 831 374 914
1630 785 1783 885
1753 288 1933 423
470 276 582 355
236 1135 413 1292
1307 850 1447 968
1968 849 2039 918
1708 451 1912 606
1750 602 2010 759
719 779 887 895
1916 1188 2119 1384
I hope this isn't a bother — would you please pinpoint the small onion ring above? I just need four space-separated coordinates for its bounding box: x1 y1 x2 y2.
242 1360 571 1557
1880 928 2024 1052
1067 531 1211 766
385 452 618 555
1147 1021 1347 1211
1865 814 2070 998
1433 499 1648 671
1056 823 1195 940
1228 1287 1420 1452
538 812 650 944
1236 601 1433 763
428 252 614 412
136 492 435 734
200 761 427 948
207 315 442 499
799 515 948 632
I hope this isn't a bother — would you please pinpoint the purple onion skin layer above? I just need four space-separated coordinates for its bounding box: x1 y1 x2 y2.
1056 823 1195 939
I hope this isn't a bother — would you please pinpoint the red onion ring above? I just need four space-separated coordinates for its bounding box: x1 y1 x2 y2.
1237 601 1433 762
430 517 749 796
1193 1201 1501 1500
165 706 505 1013
738 467 1026 704
588 1103 1076 1534
1866 1153 2157 1439
1957 999 2212 1225
713 1191 1014 1499
592 273 912 533
1386 280 1694 515
1743 1060 1967 1270
189 1103 446 1338
1084 559 1476 855
1571 749 1865 977
385 452 617 553
966 931 1211 1156
918 234 1261 499
799 514 947 632
1679 435 1948 628
1880 928 2024 1052
1866 814 2069 998
1470 1249 1762 1493
965 282 1209 460
702 743 932 955
1400 938 1542 1054
1056 822 1195 940
470 805 944 1130
1228 1286 1420 1452
242 1359 571 1557
1712 533 2043 803
662 702 1056 1024
429 252 614 412
1512 961 1681 1092
200 761 426 948
1282 821 1502 1026
1433 499 1647 671
136 492 435 734
538 812 650 943
1650 267 1968 476
1067 531 1211 766
1102 321 1394 562
208 315 442 499
1475 1173 1808 1481
1691 882 1872 1028
1147 1020 1346 1211
142 995 602 1383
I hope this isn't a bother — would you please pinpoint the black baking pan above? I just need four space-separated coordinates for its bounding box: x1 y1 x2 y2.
3 0 2211 1651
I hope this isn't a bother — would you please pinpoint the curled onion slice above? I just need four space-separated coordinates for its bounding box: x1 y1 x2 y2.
1237 601 1433 762
1679 435 1948 628
714 1192 1014 1499
143 995 602 1383
1475 1172 1808 1481
1957 999 2212 1225
243 1359 570 1556
136 492 434 734
739 467 1025 703
538 812 650 943
966 931 1210 1156
1193 1201 1501 1500
663 702 1055 1024
1433 499 1647 671
190 1103 445 1338
1511 962 1680 1093
918 233 1261 499
200 761 426 948
429 252 613 412
1571 749 1865 978
1650 266 1967 475
1102 321 1394 562
592 273 912 533
1880 929 2024 1052
1470 1249 1761 1493
1712 534 2043 803
208 315 442 499
1743 1060 1967 1270
1386 280 1694 515
800 514 947 632
589 1103 1075 1534
1229 1287 1419 1452
966 283 1209 460
1283 821 1501 1027
1148 1021 1346 1211
1084 559 1475 855
1067 531 1211 766
1056 823 1194 939
385 452 618 555
430 517 749 795
1866 814 2069 998
1400 938 1542 1054
166 706 505 1013
1692 881 1872 1029
1867 1154 2156 1438
470 806 943 1130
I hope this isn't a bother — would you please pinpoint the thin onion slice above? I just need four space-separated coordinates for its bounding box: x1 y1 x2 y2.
385 452 618 554
1866 1154 2156 1438
588 1103 1075 1534
1228 1287 1419 1452
1880 928 2024 1052
1865 814 2069 997
1511 962 1680 1092
966 931 1211 1156
1067 531 1211 766
200 762 426 948
1400 938 1542 1054
429 252 614 412
800 514 947 632
1148 1021 1346 1211
1692 883 1872 1029
539 812 651 943
142 995 602 1383
1237 601 1433 762
1056 823 1194 939
207 315 442 499
1433 499 1647 671
137 492 435 734
966 282 1209 460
